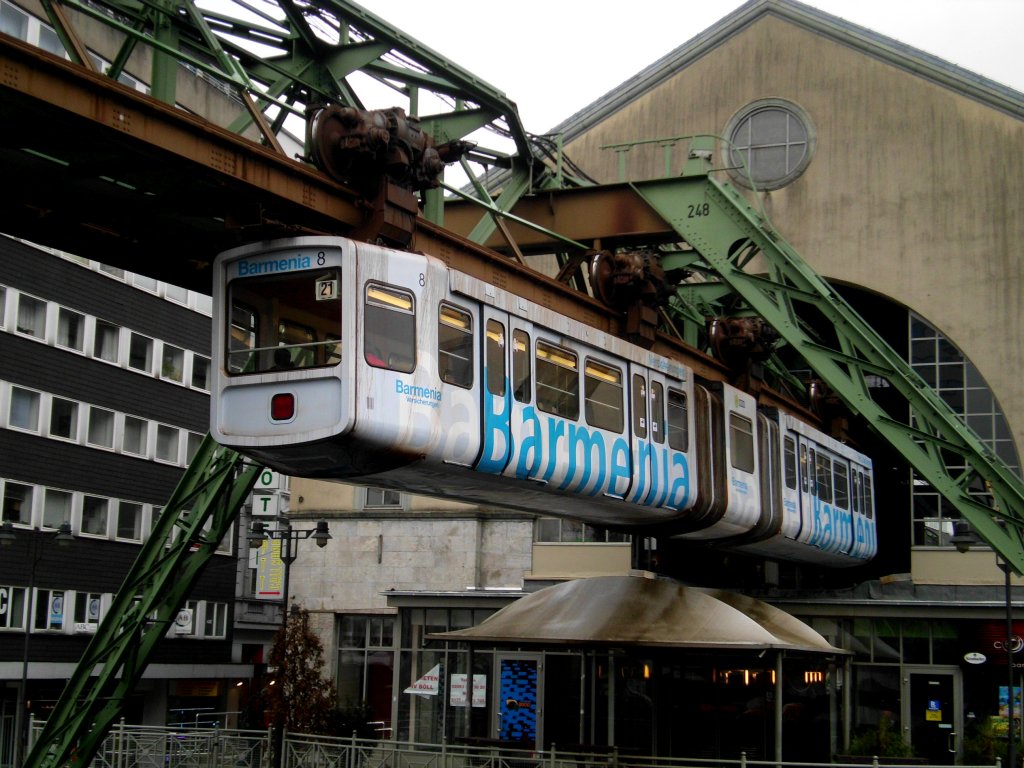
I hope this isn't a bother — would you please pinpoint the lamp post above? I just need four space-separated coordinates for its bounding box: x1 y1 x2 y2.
0 519 74 767
952 520 1018 768
247 518 331 620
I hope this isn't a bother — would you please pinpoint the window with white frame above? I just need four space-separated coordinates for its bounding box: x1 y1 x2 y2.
2 482 33 526
161 343 185 383
363 488 402 509
128 332 153 373
204 602 229 638
116 500 143 541
16 293 46 338
534 517 630 543
133 274 158 293
165 283 188 305
93 319 120 363
123 415 148 455
42 488 71 529
186 433 203 463
81 495 110 537
0 585 28 630
56 307 85 352
87 406 115 448
49 397 79 440
33 588 66 631
191 355 210 391
155 424 180 463
0 1 29 39
98 263 125 279
9 386 41 431
37 22 62 56
73 591 103 630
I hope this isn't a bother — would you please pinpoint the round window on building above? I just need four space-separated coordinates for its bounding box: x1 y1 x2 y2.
724 99 815 190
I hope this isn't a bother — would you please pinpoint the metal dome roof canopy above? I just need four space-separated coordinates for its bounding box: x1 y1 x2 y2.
430 575 844 655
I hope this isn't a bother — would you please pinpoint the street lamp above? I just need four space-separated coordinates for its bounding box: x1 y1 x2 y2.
951 519 1018 768
0 519 74 767
247 518 331 617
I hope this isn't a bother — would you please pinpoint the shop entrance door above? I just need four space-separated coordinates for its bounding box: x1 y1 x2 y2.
903 667 961 764
493 654 543 748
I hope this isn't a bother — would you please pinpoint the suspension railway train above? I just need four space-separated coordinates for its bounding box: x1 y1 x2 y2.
211 236 876 567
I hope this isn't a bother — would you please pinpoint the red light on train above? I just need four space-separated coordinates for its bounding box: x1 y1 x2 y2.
270 393 295 421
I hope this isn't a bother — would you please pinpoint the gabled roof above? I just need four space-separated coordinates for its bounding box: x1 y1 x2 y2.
550 0 1024 140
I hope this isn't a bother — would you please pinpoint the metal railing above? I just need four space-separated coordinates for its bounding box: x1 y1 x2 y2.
22 722 1003 768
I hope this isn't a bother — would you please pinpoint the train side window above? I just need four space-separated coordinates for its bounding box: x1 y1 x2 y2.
815 452 833 503
834 461 849 509
438 303 473 388
729 413 755 473
863 473 874 519
667 389 688 451
632 374 647 439
365 283 415 373
535 340 579 419
650 382 665 444
800 444 809 492
584 359 623 433
512 330 531 403
852 470 862 515
485 320 505 396
784 436 797 489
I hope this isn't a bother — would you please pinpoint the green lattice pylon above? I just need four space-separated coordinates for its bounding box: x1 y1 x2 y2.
633 165 1024 574
25 435 261 768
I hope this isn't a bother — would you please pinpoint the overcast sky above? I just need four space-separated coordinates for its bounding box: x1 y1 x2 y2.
352 0 1024 135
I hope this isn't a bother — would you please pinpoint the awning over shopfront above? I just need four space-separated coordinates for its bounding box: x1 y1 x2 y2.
430 575 842 654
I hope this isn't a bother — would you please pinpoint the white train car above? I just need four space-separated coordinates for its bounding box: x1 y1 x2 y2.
211 236 876 567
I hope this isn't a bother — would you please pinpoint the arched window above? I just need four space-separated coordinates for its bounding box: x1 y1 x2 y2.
909 312 1021 546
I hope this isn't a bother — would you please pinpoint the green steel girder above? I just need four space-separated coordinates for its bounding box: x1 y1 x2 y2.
24 435 261 768
634 172 1024 574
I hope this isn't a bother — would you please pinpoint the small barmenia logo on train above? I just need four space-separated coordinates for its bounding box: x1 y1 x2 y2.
395 380 442 402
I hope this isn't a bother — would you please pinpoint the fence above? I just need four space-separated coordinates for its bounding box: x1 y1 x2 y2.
23 723 1004 768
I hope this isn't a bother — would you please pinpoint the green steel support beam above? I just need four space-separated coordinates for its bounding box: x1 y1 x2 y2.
634 170 1024 573
24 435 261 768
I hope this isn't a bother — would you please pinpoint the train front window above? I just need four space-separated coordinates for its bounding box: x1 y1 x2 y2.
227 269 342 374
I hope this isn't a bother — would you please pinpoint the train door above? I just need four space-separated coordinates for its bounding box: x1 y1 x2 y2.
779 426 802 540
903 667 962 764
628 369 693 512
475 305 514 474
715 384 761 537
625 368 651 505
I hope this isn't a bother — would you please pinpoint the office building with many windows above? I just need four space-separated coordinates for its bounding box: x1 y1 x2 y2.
0 236 250 762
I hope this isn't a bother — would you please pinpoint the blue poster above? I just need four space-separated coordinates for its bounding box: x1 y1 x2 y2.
499 659 537 743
